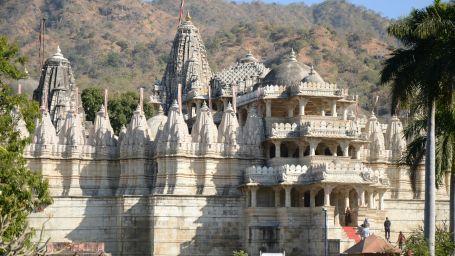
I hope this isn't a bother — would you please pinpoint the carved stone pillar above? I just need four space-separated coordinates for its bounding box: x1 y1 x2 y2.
379 191 385 210
343 107 348 120
339 140 350 157
251 186 259 208
368 190 374 209
310 189 316 208
298 143 306 158
288 103 294 118
299 98 308 116
329 144 338 157
309 139 320 156
357 187 365 207
274 187 281 207
274 141 281 158
284 186 292 207
331 100 337 117
266 100 272 117
324 185 334 206
354 145 362 160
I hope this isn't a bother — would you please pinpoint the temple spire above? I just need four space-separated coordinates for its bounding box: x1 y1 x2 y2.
161 13 212 112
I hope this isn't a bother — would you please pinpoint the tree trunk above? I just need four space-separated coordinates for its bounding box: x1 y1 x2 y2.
451 168 455 255
425 99 436 256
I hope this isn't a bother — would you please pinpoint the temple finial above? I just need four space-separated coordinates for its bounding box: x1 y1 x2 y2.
289 48 297 62
139 87 144 112
185 10 192 21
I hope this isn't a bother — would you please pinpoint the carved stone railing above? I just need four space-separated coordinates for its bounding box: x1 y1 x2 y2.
262 85 287 98
244 159 390 187
245 166 280 184
289 82 348 97
155 141 262 158
266 119 362 139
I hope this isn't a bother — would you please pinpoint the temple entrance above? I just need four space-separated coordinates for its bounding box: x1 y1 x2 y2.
330 187 359 227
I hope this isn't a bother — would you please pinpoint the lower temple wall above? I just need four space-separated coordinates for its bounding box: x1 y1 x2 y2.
28 196 451 256
29 195 244 256
151 195 244 256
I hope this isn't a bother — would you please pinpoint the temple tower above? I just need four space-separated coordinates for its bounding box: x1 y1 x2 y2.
160 12 212 112
33 46 83 133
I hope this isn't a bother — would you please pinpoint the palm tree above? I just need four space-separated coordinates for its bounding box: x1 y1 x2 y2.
402 108 455 248
381 1 455 255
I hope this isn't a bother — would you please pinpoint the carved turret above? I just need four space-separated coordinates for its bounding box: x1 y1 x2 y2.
33 46 83 132
93 105 116 147
161 13 212 111
59 108 85 146
386 115 406 160
159 100 190 143
365 112 385 161
33 106 57 146
147 105 168 142
242 105 264 145
218 102 239 145
192 101 218 144
121 104 150 150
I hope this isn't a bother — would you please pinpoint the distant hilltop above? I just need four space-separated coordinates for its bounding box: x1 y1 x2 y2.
1 0 394 115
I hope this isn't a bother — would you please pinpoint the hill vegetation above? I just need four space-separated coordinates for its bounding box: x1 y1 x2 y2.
0 0 397 115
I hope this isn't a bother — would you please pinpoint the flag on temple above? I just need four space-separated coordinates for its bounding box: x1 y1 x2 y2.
178 0 185 25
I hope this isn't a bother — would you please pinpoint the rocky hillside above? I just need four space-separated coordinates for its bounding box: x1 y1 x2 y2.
0 0 397 114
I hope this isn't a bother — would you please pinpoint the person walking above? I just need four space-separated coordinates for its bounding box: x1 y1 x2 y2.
398 231 406 250
384 217 391 241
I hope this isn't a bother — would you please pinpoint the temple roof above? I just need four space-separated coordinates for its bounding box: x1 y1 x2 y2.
262 49 311 86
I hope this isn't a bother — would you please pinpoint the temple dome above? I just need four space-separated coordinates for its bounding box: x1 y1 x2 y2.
262 49 311 86
302 66 325 84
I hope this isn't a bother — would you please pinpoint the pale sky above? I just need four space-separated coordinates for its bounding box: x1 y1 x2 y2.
235 0 437 19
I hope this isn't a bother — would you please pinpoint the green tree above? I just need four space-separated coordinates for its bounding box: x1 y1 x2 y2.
404 226 455 256
108 91 154 134
81 87 103 122
381 2 455 254
232 250 248 256
81 88 155 134
0 36 52 254
402 107 455 255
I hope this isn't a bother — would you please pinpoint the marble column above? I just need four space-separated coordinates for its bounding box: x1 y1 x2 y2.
353 145 362 160
309 139 320 156
298 143 305 158
266 100 272 117
299 98 308 116
339 141 350 157
310 189 316 208
288 104 294 118
379 191 385 210
251 186 259 208
274 141 281 158
331 100 337 117
285 186 292 207
330 144 338 157
324 185 333 207
368 190 374 209
343 107 348 120
357 188 365 207
274 187 281 207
